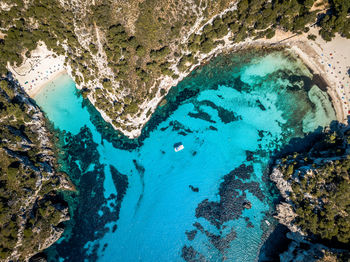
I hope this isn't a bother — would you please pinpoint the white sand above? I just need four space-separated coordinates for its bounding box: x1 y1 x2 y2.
234 28 350 124
7 28 350 138
285 27 350 123
8 42 66 98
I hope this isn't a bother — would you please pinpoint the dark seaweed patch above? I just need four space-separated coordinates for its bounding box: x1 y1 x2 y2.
110 165 128 202
229 164 254 180
176 88 201 104
270 70 314 92
102 243 108 252
189 185 199 192
188 111 216 123
133 159 145 174
169 120 193 134
232 76 247 92
195 169 264 228
181 246 205 262
288 74 314 92
193 221 237 254
257 130 272 141
246 151 254 161
185 165 264 257
204 228 236 253
185 230 197 241
46 127 124 261
256 99 266 111
133 160 145 209
198 100 242 124
193 222 204 232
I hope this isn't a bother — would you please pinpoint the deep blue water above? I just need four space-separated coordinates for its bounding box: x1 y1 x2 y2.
35 50 335 262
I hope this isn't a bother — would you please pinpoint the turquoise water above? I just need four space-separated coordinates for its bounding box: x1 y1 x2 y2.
36 50 336 262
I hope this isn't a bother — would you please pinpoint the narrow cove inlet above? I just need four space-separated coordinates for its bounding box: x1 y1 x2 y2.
34 50 336 262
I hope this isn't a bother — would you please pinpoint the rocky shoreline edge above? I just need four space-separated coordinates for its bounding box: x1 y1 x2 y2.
0 76 74 262
89 27 349 139
265 124 350 262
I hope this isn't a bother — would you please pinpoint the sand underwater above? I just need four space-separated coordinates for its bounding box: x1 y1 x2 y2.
34 49 336 262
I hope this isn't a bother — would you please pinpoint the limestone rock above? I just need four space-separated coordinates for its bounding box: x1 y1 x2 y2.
243 201 252 209
270 168 292 199
274 203 300 233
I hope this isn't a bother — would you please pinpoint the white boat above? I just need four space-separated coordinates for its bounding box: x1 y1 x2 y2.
174 143 184 152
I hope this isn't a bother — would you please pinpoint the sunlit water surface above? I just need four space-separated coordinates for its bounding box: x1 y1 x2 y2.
35 51 336 262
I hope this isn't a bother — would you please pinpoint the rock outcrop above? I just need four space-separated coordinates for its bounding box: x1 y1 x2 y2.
270 126 350 261
274 202 299 234
0 78 73 261
270 167 292 200
270 166 301 234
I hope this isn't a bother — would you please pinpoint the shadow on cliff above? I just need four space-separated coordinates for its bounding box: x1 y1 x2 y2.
259 118 350 261
272 119 349 160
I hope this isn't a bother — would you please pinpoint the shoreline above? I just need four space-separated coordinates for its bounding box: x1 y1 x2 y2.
9 30 350 138
205 28 349 125
115 29 349 138
31 70 67 98
8 42 66 99
205 31 349 125
286 35 348 124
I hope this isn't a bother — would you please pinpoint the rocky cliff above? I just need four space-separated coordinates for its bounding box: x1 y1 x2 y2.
270 125 350 261
0 77 73 261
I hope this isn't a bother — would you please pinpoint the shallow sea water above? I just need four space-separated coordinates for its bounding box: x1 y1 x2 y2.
36 50 336 262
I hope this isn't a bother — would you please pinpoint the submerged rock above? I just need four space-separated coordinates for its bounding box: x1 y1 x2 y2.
185 230 197 241
243 200 252 209
189 185 199 192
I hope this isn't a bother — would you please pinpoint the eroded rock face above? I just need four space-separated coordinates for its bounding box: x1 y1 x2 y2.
270 167 301 234
270 167 292 200
269 126 350 261
274 203 299 233
280 232 349 262
0 78 72 261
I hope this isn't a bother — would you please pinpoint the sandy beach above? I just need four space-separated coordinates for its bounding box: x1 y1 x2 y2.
7 28 350 138
286 28 350 124
214 28 350 125
8 42 66 98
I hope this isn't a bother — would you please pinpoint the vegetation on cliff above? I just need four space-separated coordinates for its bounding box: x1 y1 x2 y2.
0 78 71 260
0 0 349 134
277 127 350 244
